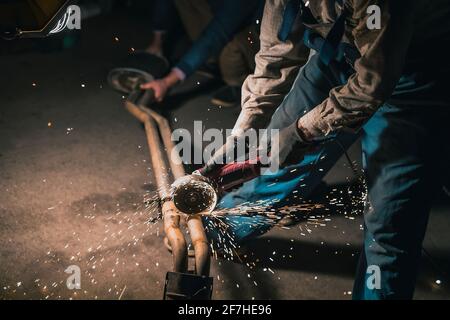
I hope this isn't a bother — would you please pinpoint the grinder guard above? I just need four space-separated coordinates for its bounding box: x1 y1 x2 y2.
172 160 262 215
171 173 218 215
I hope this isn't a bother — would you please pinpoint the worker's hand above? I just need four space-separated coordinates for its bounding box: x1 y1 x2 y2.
201 135 243 176
269 120 313 169
140 78 170 102
140 69 182 102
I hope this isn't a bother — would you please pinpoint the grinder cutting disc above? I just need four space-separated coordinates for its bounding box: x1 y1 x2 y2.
171 175 218 215
107 52 169 94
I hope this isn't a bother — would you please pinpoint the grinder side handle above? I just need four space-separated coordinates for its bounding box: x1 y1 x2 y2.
201 159 262 193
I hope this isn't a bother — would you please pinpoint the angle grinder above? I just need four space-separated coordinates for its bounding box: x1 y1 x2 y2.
171 160 262 215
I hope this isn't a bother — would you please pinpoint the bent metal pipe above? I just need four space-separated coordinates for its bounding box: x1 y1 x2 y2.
125 91 210 276
145 108 211 276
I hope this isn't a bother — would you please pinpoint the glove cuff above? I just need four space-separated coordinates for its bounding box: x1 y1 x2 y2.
293 120 314 145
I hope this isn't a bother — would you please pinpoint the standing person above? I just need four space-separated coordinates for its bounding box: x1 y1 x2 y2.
204 0 450 299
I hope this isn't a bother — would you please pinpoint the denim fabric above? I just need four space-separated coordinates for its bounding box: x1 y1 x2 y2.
204 53 449 299
150 0 176 32
352 89 449 300
175 0 263 77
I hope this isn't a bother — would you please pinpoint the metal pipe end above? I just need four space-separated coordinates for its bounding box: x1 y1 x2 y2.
171 174 218 215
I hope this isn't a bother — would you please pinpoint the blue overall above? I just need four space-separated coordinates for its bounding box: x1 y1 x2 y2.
205 0 450 299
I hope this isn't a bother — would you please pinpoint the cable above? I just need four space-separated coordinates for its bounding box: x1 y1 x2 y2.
443 186 450 198
335 138 361 179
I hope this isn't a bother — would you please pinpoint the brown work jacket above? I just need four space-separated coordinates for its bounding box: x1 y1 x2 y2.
233 0 450 139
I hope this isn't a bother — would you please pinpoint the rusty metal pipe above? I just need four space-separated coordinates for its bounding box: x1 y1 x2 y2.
187 216 211 276
125 101 188 273
162 201 189 273
140 106 211 277
126 90 211 277
145 108 185 180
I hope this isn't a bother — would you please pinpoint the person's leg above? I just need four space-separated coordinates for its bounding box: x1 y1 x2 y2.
211 25 260 107
146 0 177 56
174 0 213 41
352 103 448 299
218 25 259 87
205 54 360 244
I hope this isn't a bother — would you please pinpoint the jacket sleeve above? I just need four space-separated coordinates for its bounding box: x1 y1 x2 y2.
176 0 262 77
232 0 310 135
299 0 416 140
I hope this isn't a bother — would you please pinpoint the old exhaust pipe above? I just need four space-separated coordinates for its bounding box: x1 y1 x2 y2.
124 89 212 299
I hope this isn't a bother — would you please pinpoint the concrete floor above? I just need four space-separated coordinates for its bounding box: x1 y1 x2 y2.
1 13 449 300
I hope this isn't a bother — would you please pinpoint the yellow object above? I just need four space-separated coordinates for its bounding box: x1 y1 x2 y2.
0 0 67 31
